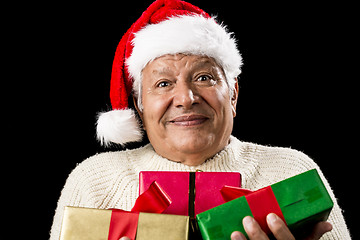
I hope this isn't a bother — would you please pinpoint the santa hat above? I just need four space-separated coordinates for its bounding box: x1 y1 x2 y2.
96 0 242 146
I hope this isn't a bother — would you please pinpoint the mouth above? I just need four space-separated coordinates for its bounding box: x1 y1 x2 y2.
168 114 209 127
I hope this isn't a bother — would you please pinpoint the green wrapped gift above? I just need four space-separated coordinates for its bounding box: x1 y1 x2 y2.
196 169 333 239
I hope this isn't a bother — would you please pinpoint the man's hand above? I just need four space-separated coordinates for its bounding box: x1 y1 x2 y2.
119 213 332 240
230 213 333 240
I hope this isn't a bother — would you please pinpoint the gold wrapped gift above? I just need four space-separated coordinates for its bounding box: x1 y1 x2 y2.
136 212 189 240
60 207 112 240
60 206 189 240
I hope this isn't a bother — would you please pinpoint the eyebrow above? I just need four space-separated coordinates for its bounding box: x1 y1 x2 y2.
191 58 226 78
191 58 217 70
151 67 173 76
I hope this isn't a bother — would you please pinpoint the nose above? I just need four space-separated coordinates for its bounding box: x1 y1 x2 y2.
172 82 199 109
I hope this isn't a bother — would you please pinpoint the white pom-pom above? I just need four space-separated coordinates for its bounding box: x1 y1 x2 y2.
96 109 143 146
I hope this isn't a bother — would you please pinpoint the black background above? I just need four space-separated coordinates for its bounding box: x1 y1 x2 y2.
11 0 357 238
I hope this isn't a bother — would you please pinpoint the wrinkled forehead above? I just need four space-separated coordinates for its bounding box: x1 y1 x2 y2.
143 54 225 78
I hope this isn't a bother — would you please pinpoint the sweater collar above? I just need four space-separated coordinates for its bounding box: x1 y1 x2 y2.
137 136 242 172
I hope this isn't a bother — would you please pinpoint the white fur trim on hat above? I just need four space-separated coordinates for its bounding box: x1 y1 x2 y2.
96 109 142 146
126 15 243 100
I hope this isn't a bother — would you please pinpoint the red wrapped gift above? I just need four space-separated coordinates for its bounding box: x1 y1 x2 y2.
139 171 241 217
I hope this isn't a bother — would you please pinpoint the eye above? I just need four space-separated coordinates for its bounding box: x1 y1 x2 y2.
194 74 216 86
196 75 211 82
156 80 171 88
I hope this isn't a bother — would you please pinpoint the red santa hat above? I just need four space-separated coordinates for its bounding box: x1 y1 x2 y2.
96 0 242 146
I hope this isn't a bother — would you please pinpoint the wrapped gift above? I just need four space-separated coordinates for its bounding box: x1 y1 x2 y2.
136 212 189 240
196 169 333 239
60 181 184 240
60 207 189 240
139 171 241 217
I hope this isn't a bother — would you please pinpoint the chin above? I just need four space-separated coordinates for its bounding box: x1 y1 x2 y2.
174 132 216 152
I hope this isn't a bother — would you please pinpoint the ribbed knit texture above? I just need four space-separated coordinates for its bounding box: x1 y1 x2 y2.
50 136 351 239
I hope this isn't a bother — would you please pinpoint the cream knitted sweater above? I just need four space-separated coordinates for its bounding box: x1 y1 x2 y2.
50 136 351 239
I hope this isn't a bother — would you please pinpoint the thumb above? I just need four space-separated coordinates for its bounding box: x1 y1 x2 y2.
305 222 333 240
119 237 131 240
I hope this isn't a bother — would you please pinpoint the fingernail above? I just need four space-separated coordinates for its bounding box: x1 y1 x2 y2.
323 221 333 232
243 216 255 227
267 213 278 225
231 231 246 240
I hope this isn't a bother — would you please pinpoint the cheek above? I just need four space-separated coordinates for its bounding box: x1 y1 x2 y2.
142 93 170 129
202 86 232 117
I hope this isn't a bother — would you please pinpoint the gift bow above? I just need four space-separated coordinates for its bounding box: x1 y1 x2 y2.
108 181 172 240
220 185 286 235
131 180 172 213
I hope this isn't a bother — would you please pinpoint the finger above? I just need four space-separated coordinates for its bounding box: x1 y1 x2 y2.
266 213 295 240
119 237 131 240
305 221 333 240
243 216 269 240
231 231 247 240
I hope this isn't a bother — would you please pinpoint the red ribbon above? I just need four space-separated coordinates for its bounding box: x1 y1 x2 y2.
221 185 286 235
108 181 172 240
108 210 139 240
131 180 172 213
220 185 253 202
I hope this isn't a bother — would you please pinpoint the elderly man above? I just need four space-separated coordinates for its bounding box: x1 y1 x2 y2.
50 0 350 239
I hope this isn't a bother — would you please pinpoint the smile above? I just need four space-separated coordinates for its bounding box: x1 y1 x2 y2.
168 114 209 127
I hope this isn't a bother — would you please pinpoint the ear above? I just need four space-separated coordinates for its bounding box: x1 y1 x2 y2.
231 78 239 118
133 96 145 129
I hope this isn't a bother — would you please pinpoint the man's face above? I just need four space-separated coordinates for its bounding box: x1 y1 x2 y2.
138 54 238 166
